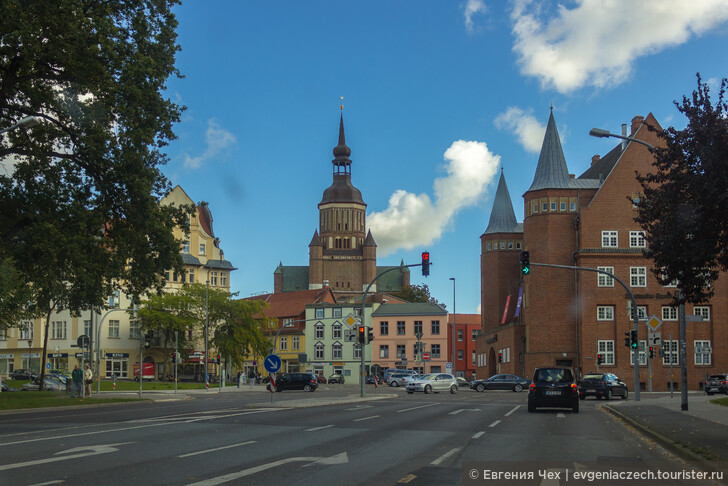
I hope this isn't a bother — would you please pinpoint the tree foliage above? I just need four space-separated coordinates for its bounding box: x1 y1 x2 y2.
635 74 728 304
392 284 446 308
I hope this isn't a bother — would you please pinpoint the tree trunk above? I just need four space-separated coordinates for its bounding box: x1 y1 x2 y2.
39 306 53 391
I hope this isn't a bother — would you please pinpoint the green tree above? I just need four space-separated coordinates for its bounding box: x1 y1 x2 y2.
635 74 728 304
0 0 190 389
392 284 446 308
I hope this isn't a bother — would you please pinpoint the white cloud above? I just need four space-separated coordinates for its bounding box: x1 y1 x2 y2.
510 0 728 93
464 0 487 34
368 140 500 256
494 106 546 153
183 118 237 169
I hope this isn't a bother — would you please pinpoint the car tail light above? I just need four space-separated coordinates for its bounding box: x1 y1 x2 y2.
529 383 535 390
570 383 577 389
723 381 727 385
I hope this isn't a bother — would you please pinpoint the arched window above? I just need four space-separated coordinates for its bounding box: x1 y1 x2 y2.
315 323 324 340
315 342 325 360
332 342 343 359
332 322 342 339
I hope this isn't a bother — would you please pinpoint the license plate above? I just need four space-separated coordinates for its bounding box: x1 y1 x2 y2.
710 388 718 391
587 389 595 392
545 390 560 396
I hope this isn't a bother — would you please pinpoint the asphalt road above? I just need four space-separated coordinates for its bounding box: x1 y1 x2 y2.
1 386 721 486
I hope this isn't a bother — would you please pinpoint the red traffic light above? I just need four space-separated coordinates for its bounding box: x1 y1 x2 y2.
422 252 429 262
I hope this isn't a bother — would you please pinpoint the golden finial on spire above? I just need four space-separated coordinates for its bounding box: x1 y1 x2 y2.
340 96 344 111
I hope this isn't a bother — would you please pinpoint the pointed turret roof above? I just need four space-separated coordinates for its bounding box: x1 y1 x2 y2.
484 170 522 234
309 229 322 247
332 114 351 160
363 229 377 247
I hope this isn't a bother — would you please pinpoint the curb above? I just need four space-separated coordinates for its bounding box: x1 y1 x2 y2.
253 393 398 409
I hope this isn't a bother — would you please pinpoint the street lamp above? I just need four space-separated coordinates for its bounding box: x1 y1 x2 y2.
450 277 456 377
27 339 33 373
0 116 40 135
589 128 655 150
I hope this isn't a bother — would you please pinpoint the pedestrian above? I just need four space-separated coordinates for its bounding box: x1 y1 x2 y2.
83 364 93 398
236 371 241 388
248 370 255 388
71 364 83 398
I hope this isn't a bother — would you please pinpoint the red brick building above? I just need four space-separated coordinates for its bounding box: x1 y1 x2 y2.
476 110 727 391
449 313 480 379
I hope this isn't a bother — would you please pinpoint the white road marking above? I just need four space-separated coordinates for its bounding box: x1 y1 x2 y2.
305 425 335 432
505 405 521 416
186 452 348 485
448 408 482 415
557 413 565 418
345 404 373 410
353 415 381 422
0 442 134 472
178 441 256 458
27 481 64 486
430 447 461 466
472 431 485 439
396 403 438 413
489 420 501 428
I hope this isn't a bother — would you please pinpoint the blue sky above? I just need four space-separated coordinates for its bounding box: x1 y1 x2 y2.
161 0 728 314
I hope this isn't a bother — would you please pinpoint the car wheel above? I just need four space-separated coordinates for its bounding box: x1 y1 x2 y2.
605 389 612 400
528 401 536 413
424 385 432 394
392 381 399 387
622 389 628 400
407 391 414 394
476 384 485 392
303 384 312 392
450 385 457 394
513 384 523 392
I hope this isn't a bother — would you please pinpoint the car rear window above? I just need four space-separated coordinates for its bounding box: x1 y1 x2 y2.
533 368 574 383
581 374 604 381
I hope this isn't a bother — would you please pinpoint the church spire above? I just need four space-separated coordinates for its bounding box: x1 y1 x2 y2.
484 169 521 234
527 109 571 191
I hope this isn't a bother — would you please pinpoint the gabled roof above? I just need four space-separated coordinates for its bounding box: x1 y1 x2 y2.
484 170 522 235
244 288 336 331
372 302 447 316
578 143 624 181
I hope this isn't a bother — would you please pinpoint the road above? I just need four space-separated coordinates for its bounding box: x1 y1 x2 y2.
0 385 719 485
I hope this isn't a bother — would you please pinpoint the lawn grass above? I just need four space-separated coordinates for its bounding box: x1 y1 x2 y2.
5 379 209 391
710 397 728 407
0 392 145 410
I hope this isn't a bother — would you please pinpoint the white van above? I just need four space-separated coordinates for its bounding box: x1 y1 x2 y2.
383 368 418 384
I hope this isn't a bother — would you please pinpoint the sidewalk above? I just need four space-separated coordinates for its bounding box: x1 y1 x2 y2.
604 392 728 466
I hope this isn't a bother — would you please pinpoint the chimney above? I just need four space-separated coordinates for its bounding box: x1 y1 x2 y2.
621 124 628 150
591 154 601 166
323 280 329 288
630 116 644 136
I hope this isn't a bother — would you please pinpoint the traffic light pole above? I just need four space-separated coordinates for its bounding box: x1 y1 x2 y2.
360 262 426 398
531 262 640 402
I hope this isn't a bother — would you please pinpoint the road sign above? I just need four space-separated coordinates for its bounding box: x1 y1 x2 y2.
646 315 662 332
686 315 705 322
263 354 282 373
648 332 661 346
344 314 359 327
422 352 431 361
46 362 50 369
446 362 452 372
77 335 90 348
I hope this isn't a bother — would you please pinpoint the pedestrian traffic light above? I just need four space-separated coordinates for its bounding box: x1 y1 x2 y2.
421 251 430 276
630 329 638 349
659 348 666 358
367 327 374 344
358 325 366 344
649 347 654 359
597 354 603 365
498 352 503 363
520 251 530 275
171 352 176 363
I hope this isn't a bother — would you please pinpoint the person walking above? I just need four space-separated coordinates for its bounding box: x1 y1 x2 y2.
71 365 83 398
83 364 93 398
248 370 255 388
236 371 241 388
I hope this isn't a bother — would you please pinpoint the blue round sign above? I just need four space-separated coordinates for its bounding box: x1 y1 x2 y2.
264 354 282 373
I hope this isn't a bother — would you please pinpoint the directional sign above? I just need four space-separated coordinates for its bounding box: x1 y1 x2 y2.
344 313 359 327
422 352 431 361
263 354 282 373
648 332 662 346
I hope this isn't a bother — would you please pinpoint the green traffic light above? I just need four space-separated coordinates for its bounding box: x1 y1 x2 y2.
522 266 530 275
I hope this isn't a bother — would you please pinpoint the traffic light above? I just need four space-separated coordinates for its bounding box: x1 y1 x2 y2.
498 352 503 363
217 354 221 363
630 329 638 349
597 354 603 365
421 251 430 276
659 348 666 358
624 331 631 348
358 326 366 344
649 347 654 359
367 327 374 344
171 352 176 363
144 331 153 349
520 251 530 275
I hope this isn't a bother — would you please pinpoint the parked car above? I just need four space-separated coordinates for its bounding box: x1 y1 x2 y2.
49 369 72 379
9 369 37 380
383 368 417 383
2 379 18 392
21 376 66 392
315 374 327 384
388 372 417 387
470 374 531 392
528 367 579 413
328 373 345 384
266 373 318 392
705 374 728 395
578 372 628 400
406 373 458 395
456 377 470 389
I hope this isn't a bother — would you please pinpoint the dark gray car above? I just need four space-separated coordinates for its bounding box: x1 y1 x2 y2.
470 374 531 392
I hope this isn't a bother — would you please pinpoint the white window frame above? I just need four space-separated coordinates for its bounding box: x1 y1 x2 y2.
694 340 712 365
199 243 206 256
129 320 140 339
182 240 190 253
332 342 342 359
315 308 324 319
597 306 614 321
108 320 120 338
332 323 342 340
333 307 342 318
314 323 324 340
379 345 389 359
532 202 538 214
280 336 287 351
629 231 646 248
597 266 615 287
19 321 34 339
314 342 324 360
694 306 710 322
292 336 300 351
627 304 648 321
597 340 615 365
630 267 647 287
662 340 679 365
661 306 678 321
354 344 361 359
431 344 440 358
560 201 566 212
602 231 618 248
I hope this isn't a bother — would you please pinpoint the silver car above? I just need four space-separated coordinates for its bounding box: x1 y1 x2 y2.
406 373 458 394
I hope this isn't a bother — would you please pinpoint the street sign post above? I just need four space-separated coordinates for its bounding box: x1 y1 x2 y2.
422 352 430 361
264 354 281 373
646 315 662 332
